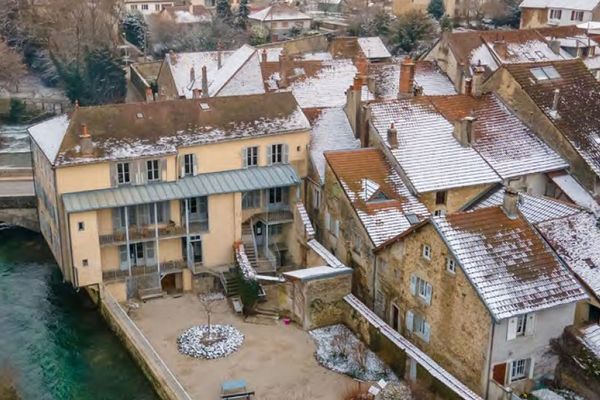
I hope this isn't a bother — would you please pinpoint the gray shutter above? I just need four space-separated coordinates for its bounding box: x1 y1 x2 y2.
110 163 118 187
410 275 417 295
507 317 518 340
525 314 536 336
423 321 431 343
242 147 248 168
160 159 167 181
145 242 155 265
267 145 272 165
141 160 148 184
113 208 122 231
192 154 198 176
162 201 170 223
406 310 414 332
283 143 289 163
178 155 185 178
425 283 432 305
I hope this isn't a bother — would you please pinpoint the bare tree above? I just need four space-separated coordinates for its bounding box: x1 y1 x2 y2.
0 40 26 92
198 292 223 339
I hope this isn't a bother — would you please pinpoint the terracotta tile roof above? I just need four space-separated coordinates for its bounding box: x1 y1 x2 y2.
29 92 309 166
537 211 600 302
504 59 600 176
368 98 500 193
434 206 587 320
325 148 429 247
429 94 567 178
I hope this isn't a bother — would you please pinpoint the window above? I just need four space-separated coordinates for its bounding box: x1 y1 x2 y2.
268 224 283 236
410 275 433 305
549 9 562 19
433 209 445 217
189 198 198 214
78 222 85 231
509 358 531 382
571 10 584 21
183 154 195 176
155 3 160 10
391 304 400 331
325 212 340 237
530 66 561 81
183 235 203 263
147 159 159 182
422 244 432 260
141 3 149 10
446 257 456 273
242 190 261 209
269 187 283 204
516 314 528 336
269 144 288 164
82 259 89 267
311 186 321 210
435 190 447 205
406 310 431 342
507 313 535 340
244 146 259 168
131 4 138 10
117 162 131 185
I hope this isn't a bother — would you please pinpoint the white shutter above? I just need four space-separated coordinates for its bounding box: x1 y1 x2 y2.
192 154 198 176
527 357 535 379
406 310 414 332
179 155 185 178
119 245 128 270
283 144 289 163
423 321 431 343
113 208 122 230
242 147 248 168
507 317 518 341
160 159 167 181
525 313 536 336
110 163 118 187
410 275 417 295
334 219 340 236
267 145 273 165
425 283 433 306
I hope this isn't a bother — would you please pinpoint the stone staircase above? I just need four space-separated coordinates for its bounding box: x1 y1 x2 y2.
241 222 258 267
221 270 240 297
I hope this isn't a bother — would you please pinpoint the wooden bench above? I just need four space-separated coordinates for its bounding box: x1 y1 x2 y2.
138 287 165 302
221 379 254 400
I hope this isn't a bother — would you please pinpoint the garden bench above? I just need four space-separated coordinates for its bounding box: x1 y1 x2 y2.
221 379 254 399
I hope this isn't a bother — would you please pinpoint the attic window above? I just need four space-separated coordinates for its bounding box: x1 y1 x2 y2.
369 190 388 202
531 66 560 81
406 213 420 225
200 103 210 111
136 112 144 119
584 258 597 269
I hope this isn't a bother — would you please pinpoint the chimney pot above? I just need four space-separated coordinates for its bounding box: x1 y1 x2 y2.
261 49 267 63
387 123 399 149
79 124 94 156
454 115 476 146
471 65 486 97
552 88 560 112
201 65 208 98
502 187 519 219
399 57 416 97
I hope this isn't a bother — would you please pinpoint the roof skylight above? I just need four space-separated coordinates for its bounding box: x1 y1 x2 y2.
531 66 561 81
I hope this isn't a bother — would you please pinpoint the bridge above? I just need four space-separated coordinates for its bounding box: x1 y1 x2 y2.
0 174 38 232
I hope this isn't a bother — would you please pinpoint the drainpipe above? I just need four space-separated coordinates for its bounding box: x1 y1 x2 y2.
125 207 131 277
485 319 496 399
185 199 191 270
371 254 378 309
154 202 160 283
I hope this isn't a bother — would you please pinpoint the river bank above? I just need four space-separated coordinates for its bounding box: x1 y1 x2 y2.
0 225 159 400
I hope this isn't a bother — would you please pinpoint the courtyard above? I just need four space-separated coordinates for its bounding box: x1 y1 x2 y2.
130 294 357 399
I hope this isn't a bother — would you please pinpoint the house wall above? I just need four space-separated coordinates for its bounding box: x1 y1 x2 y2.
520 8 548 28
489 303 577 396
156 60 180 100
419 183 492 214
484 68 600 192
424 36 464 92
125 0 174 15
69 210 102 287
376 223 493 396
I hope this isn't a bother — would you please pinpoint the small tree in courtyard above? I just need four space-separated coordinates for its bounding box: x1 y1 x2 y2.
216 0 233 22
198 293 222 339
427 0 445 20
389 10 436 55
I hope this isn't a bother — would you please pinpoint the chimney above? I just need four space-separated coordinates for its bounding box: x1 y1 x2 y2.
471 64 486 97
464 78 472 96
548 38 561 55
279 50 290 88
355 54 367 77
145 87 154 102
494 41 508 59
79 124 94 156
453 115 476 146
351 74 363 142
399 57 416 96
552 88 560 112
217 42 223 69
387 123 398 149
192 88 201 99
189 67 195 84
261 49 267 63
201 65 208 98
502 187 519 219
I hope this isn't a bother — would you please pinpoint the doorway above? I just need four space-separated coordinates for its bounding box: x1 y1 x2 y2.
391 304 400 331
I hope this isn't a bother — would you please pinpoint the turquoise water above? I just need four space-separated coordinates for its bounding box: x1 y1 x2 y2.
0 225 159 400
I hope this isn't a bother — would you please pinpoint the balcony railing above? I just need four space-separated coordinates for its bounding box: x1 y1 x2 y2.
102 259 186 282
99 221 208 246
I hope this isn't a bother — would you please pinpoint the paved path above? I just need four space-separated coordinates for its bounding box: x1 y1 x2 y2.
0 179 34 197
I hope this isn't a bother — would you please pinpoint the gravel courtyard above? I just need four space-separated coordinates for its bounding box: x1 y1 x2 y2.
131 294 356 399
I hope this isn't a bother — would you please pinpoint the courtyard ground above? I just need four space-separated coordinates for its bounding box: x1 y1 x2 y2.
131 294 358 400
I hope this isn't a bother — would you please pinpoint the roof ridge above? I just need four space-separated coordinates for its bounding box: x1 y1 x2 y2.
210 45 257 96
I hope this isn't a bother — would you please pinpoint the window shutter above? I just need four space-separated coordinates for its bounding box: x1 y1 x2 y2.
410 275 417 295
492 363 507 385
527 357 535 379
283 144 289 163
192 154 198 176
525 313 536 336
133 161 141 184
242 147 248 168
179 155 185 178
507 317 518 341
267 145 273 165
324 211 330 232
160 159 167 181
110 163 118 187
423 321 431 343
119 245 128 270
425 283 433 305
162 201 170 223
113 208 122 230
406 310 414 332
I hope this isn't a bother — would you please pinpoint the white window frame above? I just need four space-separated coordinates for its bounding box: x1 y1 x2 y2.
422 244 432 260
507 313 536 340
410 274 433 305
244 146 259 168
271 144 283 164
117 162 131 185
571 10 584 21
183 154 195 177
147 159 160 182
141 3 149 10
509 358 531 382
446 256 456 274
549 8 562 20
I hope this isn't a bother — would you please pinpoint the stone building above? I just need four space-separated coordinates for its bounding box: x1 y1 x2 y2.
519 0 600 29
27 92 311 300
248 4 312 42
373 189 587 399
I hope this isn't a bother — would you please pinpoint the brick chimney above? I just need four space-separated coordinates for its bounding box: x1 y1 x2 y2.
494 41 508 59
399 57 416 97
548 38 561 55
145 87 154 102
261 48 267 63
79 124 94 156
387 123 398 149
201 65 208 98
464 78 472 96
453 115 476 146
355 54 368 77
471 64 486 97
502 187 519 219
279 50 290 88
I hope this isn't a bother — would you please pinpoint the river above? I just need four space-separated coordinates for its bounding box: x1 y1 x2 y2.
0 225 159 400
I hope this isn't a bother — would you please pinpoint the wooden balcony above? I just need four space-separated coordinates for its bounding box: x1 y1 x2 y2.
99 221 208 246
102 259 186 282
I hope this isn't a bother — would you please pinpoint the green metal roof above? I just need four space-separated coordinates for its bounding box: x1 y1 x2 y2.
63 164 300 213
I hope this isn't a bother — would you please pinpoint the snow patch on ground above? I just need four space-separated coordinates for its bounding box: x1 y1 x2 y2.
177 324 244 359
532 388 585 400
310 324 398 382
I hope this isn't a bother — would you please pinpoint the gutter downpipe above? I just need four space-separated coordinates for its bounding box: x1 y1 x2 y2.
154 202 161 282
125 207 132 277
185 199 191 271
372 253 378 310
485 319 496 400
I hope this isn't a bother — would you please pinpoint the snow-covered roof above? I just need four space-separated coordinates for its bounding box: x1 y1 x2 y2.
469 186 581 224
357 37 391 59
430 94 568 179
537 211 600 301
371 61 456 99
307 239 347 269
249 4 312 22
549 172 600 213
579 324 600 358
28 115 70 162
165 45 265 99
520 0 600 11
308 107 359 183
325 148 429 247
369 98 501 193
284 265 351 281
235 243 256 281
296 202 315 238
434 207 587 320
40 92 310 166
